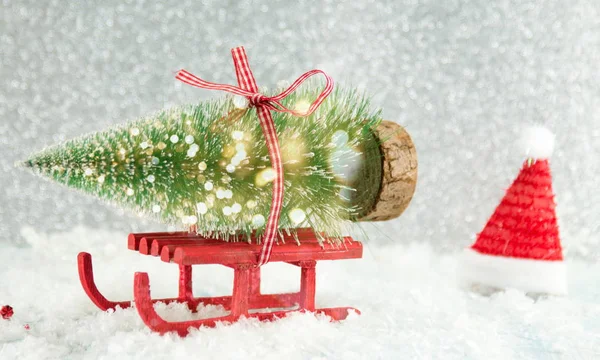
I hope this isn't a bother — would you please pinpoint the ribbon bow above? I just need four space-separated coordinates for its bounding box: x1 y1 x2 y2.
176 46 333 266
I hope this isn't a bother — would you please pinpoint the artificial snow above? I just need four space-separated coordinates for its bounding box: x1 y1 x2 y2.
1 227 599 359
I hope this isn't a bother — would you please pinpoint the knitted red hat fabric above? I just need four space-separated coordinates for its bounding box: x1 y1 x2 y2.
473 159 562 260
460 158 567 295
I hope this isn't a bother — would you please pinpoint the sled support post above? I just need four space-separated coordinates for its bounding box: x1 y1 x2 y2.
230 264 251 317
178 265 194 310
299 260 317 311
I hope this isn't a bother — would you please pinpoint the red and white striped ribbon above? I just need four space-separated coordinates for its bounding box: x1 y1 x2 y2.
176 46 333 266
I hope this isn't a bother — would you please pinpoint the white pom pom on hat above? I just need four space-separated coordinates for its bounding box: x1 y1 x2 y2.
519 125 555 159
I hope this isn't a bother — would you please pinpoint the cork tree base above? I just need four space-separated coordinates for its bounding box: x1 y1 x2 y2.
358 121 417 221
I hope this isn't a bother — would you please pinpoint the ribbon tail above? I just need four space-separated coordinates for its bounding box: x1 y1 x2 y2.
230 46 283 267
175 69 253 97
256 107 284 266
231 47 259 93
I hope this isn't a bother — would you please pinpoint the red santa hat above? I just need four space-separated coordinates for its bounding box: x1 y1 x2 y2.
459 126 567 295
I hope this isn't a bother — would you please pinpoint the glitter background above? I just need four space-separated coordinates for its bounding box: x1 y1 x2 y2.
1 0 599 260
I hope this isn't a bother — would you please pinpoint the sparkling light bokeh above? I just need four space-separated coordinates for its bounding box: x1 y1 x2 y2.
1 0 599 260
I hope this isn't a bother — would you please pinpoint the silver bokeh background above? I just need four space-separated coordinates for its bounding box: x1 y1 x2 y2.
1 0 599 261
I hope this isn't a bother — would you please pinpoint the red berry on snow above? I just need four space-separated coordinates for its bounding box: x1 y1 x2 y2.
1 305 14 320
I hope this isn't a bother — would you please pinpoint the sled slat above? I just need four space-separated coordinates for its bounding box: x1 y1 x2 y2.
128 232 191 250
129 228 324 251
151 241 194 256
159 243 235 263
152 239 224 257
172 238 362 265
139 238 150 255
132 228 333 261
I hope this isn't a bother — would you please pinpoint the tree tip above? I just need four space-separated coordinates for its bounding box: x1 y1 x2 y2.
15 159 33 169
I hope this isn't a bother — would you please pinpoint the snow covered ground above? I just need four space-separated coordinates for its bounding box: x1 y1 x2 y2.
1 227 599 359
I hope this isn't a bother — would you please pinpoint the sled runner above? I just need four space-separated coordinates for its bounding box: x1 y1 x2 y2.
77 228 362 336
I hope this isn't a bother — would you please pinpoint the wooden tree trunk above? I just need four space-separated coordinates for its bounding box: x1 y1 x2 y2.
358 121 418 221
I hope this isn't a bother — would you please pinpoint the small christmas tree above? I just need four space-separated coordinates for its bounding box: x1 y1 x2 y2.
24 87 389 240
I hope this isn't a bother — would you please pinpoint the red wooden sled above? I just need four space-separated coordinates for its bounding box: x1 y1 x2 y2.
78 228 362 336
